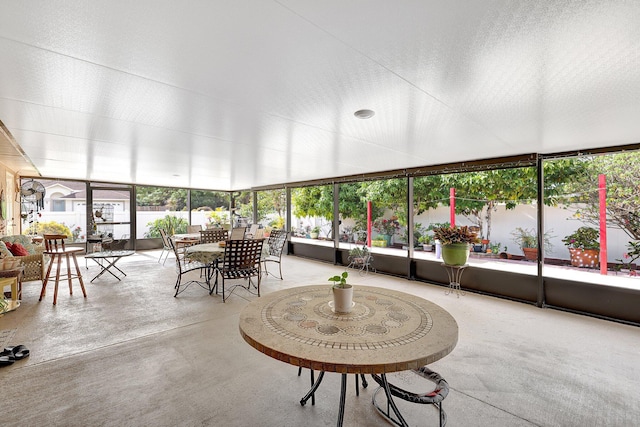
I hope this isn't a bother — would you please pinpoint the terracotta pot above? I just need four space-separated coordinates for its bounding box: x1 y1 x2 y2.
569 248 600 268
522 247 538 261
332 284 353 313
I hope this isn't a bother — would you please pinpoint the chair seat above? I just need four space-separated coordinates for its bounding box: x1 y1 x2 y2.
44 247 84 254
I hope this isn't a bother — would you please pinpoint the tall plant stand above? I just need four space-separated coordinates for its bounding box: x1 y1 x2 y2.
442 263 468 297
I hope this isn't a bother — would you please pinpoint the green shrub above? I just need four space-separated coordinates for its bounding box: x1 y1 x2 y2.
22 221 72 238
145 215 189 238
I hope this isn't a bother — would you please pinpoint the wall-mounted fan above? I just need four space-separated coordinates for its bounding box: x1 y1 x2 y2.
20 179 46 210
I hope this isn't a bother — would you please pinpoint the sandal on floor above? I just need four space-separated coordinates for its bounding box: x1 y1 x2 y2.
3 344 30 360
0 352 15 366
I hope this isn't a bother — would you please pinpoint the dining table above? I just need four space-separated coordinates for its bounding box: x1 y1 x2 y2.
184 242 225 266
172 232 201 246
238 285 458 426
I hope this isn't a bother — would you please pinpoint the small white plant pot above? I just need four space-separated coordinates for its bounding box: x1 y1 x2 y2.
332 284 353 313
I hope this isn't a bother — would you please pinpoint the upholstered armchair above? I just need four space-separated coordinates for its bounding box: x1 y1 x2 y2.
0 235 45 282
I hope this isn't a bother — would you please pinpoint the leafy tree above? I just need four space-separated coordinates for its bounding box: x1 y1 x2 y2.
560 152 640 240
232 191 253 223
292 183 386 236
136 187 188 210
191 190 229 211
255 189 286 227
290 161 588 244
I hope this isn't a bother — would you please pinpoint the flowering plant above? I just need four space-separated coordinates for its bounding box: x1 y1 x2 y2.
562 227 600 250
373 216 401 235
615 240 640 274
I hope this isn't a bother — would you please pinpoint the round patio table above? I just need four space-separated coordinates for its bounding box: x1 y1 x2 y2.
239 285 458 426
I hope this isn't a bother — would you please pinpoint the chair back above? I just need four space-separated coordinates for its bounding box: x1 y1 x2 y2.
43 234 68 252
266 229 288 257
200 229 228 243
219 239 264 277
246 224 260 238
229 227 246 240
187 225 202 234
159 228 171 248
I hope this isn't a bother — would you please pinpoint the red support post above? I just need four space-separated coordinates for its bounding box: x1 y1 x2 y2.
367 201 372 247
599 174 608 275
450 188 455 227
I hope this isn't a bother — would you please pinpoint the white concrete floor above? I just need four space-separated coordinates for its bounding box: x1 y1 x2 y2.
1 250 639 426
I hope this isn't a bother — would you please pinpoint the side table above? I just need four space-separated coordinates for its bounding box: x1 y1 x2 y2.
0 276 21 312
0 266 24 301
441 263 468 297
84 250 135 282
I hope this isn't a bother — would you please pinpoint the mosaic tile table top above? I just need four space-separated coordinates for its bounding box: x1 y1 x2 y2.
239 285 458 374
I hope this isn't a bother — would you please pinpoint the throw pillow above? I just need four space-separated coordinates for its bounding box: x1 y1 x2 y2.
0 241 12 258
9 242 29 257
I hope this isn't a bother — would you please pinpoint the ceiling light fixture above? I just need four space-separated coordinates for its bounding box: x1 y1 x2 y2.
354 109 375 119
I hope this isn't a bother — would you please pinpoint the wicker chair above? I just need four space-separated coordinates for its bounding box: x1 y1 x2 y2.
0 235 45 282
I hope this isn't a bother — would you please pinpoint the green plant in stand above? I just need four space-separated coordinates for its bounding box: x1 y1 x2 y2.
432 225 479 266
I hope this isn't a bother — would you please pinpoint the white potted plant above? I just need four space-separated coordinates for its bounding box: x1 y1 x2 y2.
328 271 352 313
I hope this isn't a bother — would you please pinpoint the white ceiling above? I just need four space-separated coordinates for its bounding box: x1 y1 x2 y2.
1 0 639 190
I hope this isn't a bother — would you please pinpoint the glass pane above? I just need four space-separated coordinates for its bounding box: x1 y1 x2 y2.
256 189 286 233
90 187 131 242
136 186 188 238
544 152 640 287
233 191 253 229
337 182 369 247
20 178 88 244
291 185 333 243
190 190 230 230
335 179 407 257
412 167 538 274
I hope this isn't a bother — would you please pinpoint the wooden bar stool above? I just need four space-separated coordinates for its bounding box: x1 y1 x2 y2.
40 234 86 305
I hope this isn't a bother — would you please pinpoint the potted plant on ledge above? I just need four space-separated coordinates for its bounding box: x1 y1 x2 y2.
328 271 352 313
372 216 400 247
432 225 479 266
562 226 600 268
511 227 553 261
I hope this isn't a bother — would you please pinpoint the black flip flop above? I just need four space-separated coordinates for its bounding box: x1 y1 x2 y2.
4 345 30 360
0 351 15 366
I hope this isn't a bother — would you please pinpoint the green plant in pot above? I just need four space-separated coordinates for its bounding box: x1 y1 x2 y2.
511 227 553 261
310 226 320 239
418 234 433 251
328 271 353 313
562 226 600 268
432 225 479 266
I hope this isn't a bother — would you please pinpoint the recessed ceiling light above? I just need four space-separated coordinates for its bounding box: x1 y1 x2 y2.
354 109 375 119
172 174 180 177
